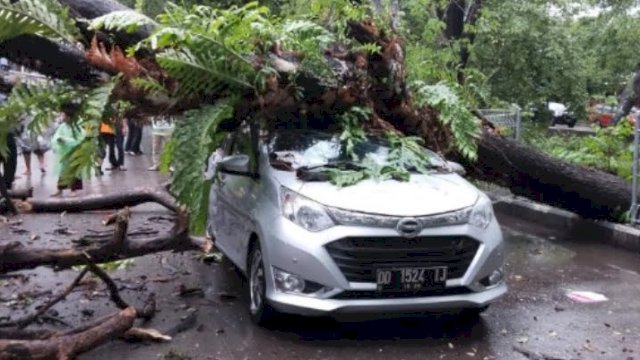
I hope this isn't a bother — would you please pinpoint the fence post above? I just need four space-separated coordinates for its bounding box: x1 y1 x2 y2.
514 105 522 141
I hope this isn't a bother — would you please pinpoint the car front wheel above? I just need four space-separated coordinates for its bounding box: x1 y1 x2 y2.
248 244 277 325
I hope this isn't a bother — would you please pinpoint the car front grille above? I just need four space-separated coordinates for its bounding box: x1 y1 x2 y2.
325 236 480 283
332 287 472 300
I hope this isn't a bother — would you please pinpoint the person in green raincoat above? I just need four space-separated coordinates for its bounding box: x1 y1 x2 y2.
50 103 85 197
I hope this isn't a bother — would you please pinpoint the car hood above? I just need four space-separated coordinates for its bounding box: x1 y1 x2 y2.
272 170 479 216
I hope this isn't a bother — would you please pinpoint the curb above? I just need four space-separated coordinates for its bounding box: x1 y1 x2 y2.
490 195 640 253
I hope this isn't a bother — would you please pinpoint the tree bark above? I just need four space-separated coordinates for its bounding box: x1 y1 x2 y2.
0 307 136 360
469 132 631 220
0 35 104 87
0 207 212 273
0 231 210 274
19 186 177 213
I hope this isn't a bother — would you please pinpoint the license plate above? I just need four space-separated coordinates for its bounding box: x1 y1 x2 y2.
376 267 447 292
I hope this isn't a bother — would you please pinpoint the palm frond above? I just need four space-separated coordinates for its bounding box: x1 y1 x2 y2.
0 82 77 156
89 9 157 34
156 48 253 96
412 81 481 160
76 81 117 136
0 0 78 43
169 98 237 233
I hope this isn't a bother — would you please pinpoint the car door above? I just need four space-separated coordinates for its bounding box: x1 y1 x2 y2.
215 127 260 268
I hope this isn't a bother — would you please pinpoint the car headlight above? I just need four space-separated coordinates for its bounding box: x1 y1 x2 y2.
469 194 494 229
280 187 334 232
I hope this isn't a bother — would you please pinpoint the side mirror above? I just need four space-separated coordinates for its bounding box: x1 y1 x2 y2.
219 154 250 174
447 161 466 176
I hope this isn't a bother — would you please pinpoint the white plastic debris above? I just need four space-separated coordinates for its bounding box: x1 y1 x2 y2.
566 290 608 303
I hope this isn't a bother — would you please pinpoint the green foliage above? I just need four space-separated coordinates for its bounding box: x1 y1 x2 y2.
89 9 156 34
471 0 589 115
156 48 254 95
0 0 78 43
169 99 237 233
385 132 433 175
281 0 370 37
327 107 438 187
279 19 336 79
0 79 115 182
527 121 634 180
0 82 75 127
0 82 77 156
338 106 369 161
142 2 271 97
76 82 117 137
412 81 481 160
130 77 169 95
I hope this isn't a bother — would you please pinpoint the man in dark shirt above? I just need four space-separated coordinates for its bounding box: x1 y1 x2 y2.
613 64 640 125
0 94 18 190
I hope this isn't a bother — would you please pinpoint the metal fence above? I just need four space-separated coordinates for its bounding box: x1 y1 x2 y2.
477 107 522 141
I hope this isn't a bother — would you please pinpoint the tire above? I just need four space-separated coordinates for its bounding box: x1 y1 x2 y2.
248 243 277 325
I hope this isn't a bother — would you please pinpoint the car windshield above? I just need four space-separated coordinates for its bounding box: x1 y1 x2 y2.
268 130 446 170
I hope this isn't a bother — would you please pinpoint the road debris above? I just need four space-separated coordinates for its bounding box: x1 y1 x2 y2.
566 291 608 303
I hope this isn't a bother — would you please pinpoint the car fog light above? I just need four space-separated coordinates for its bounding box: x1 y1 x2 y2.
273 268 306 293
488 268 504 286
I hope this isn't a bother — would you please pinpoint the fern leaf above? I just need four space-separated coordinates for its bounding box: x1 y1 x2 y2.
0 82 77 144
89 10 157 34
0 0 78 43
412 81 481 160
77 82 117 133
156 48 253 96
169 98 238 233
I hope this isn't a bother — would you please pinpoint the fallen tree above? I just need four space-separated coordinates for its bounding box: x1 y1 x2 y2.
1 0 633 221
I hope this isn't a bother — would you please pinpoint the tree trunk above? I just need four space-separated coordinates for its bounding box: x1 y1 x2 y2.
470 132 631 220
0 35 104 87
0 307 136 360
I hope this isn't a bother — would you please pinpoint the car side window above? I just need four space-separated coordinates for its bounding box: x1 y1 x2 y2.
229 127 258 172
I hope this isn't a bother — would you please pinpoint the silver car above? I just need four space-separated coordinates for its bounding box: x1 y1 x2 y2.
207 129 506 324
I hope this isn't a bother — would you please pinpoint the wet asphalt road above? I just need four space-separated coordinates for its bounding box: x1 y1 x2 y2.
1 149 639 360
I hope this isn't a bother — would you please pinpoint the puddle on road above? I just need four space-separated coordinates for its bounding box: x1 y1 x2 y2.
502 227 576 268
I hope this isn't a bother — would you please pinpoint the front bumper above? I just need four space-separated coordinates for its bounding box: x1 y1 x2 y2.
269 283 506 316
258 213 506 316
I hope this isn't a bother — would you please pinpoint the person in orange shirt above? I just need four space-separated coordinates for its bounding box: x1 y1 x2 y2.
99 118 127 171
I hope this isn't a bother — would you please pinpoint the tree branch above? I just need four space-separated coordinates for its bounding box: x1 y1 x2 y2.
0 307 136 360
18 185 178 213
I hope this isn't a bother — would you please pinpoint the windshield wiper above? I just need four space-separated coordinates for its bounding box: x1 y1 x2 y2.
296 161 365 182
299 161 366 172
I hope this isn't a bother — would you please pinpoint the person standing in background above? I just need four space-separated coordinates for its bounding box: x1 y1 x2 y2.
113 117 127 171
1 131 18 190
148 115 174 171
125 117 143 155
50 103 84 197
0 94 17 190
99 118 127 171
16 114 53 175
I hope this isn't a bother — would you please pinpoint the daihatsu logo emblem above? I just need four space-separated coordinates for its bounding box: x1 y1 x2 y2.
396 218 422 238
